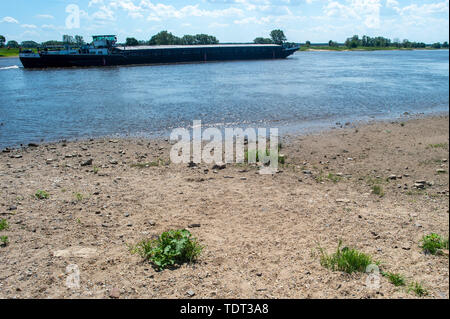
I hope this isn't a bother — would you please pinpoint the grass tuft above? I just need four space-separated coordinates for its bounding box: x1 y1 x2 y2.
0 235 9 247
419 233 449 255
408 282 428 297
382 272 406 286
35 190 49 200
0 219 9 231
371 185 385 197
131 229 203 271
319 240 376 274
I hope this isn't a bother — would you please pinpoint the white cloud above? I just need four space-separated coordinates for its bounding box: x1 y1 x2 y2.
324 0 381 28
1 16 19 24
385 0 398 8
36 14 54 19
21 24 38 29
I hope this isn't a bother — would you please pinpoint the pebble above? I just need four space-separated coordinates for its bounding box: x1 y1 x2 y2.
186 290 195 297
81 159 93 166
212 163 226 170
109 288 120 299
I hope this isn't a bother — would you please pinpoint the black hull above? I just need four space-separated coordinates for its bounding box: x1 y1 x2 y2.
20 46 298 69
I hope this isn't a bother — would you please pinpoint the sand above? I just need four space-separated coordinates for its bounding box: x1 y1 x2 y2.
0 114 448 299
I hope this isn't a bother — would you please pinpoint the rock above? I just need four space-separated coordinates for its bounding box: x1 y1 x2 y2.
109 288 120 299
212 163 226 170
148 221 156 226
414 183 425 189
124 213 130 217
28 143 38 147
8 205 17 211
81 159 93 166
109 159 118 165
53 247 97 258
388 175 397 180
187 161 197 168
436 168 446 174
186 290 195 297
188 223 201 228
336 198 350 203
224 176 234 179
302 170 312 175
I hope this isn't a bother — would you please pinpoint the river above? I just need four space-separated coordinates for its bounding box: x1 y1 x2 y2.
0 49 448 148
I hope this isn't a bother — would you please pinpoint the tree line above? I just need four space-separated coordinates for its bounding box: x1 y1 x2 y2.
125 31 219 46
338 35 448 49
0 34 86 48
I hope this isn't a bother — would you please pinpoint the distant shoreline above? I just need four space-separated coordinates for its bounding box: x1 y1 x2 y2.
299 47 449 52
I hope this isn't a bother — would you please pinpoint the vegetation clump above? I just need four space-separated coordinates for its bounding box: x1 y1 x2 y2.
419 233 449 255
35 190 49 199
381 272 406 287
408 282 428 297
371 185 385 197
131 229 203 270
319 241 376 274
0 219 9 231
0 235 9 247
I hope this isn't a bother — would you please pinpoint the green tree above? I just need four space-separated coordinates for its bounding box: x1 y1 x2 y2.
181 35 196 45
74 35 85 46
125 37 139 46
6 40 19 48
62 35 75 44
328 40 338 47
20 41 39 48
431 42 441 49
253 37 273 44
345 35 361 48
305 40 311 47
149 31 180 45
193 34 218 45
0 35 5 48
442 41 449 49
270 29 287 45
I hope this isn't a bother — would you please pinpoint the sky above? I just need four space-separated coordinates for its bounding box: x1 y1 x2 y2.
0 0 448 44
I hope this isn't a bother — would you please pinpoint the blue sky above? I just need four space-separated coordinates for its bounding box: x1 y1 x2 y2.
0 0 448 43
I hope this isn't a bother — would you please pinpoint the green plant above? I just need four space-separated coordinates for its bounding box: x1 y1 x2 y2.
93 166 99 174
35 190 49 199
0 219 9 231
408 282 427 297
382 272 406 286
419 233 449 255
131 229 203 270
372 185 385 197
319 240 376 274
426 143 448 149
74 192 83 201
327 173 341 183
0 235 9 246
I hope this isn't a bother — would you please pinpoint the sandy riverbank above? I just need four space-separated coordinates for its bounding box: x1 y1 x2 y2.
0 114 448 299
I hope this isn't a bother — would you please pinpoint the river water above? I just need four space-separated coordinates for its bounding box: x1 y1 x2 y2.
0 49 448 148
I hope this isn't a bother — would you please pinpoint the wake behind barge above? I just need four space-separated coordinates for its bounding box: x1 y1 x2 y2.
20 35 299 69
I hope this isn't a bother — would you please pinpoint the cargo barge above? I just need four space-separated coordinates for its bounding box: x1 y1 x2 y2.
19 35 299 69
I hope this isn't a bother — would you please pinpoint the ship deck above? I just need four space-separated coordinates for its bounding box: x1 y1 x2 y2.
115 44 281 51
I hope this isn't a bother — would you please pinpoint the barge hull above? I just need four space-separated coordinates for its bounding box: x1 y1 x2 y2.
20 45 298 68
